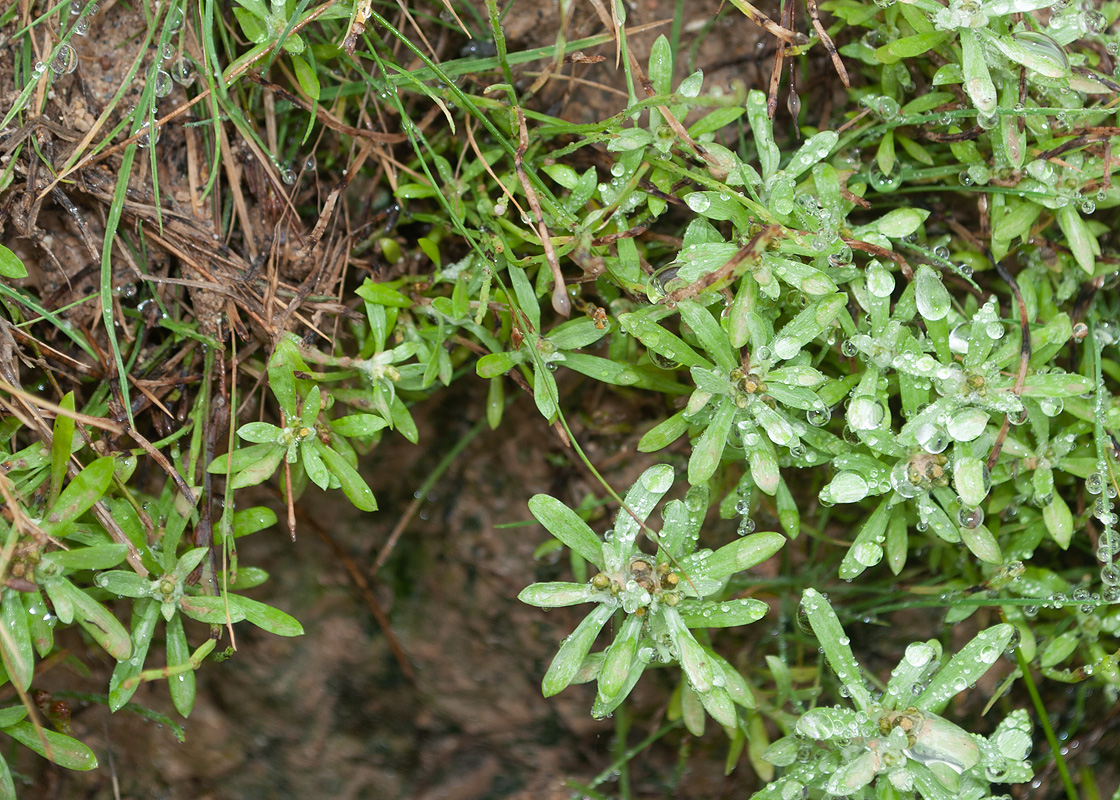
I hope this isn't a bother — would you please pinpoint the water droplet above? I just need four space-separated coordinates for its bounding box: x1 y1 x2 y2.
687 193 711 213
915 265 951 321
1039 396 1064 417
848 396 885 430
807 407 831 427
171 57 194 85
74 15 90 34
869 164 902 193
153 69 173 97
958 506 984 529
50 44 78 74
135 120 160 148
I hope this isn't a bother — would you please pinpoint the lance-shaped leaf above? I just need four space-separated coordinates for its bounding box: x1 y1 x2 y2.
318 442 377 511
179 595 247 625
638 410 690 453
678 300 737 372
1056 204 1098 275
961 29 997 114
839 497 891 580
770 293 846 361
592 649 649 719
40 544 129 572
613 464 675 553
678 597 769 628
746 89 779 181
0 590 34 691
527 494 605 568
42 456 115 534
598 613 643 700
227 595 304 637
688 531 785 581
915 623 1014 712
619 311 712 369
47 578 131 661
165 613 196 717
801 589 872 713
688 399 736 485
542 603 614 697
109 599 160 711
664 606 714 693
4 721 98 770
519 582 605 608
707 646 755 708
885 641 942 709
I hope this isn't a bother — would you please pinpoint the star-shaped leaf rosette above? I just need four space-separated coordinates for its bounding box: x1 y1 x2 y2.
755 589 1034 800
519 464 785 729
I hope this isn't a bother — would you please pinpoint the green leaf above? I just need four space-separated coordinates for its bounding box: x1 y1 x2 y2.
4 721 97 770
872 207 930 238
95 570 152 598
800 589 871 713
227 595 304 636
838 498 891 581
612 464 676 554
677 598 769 628
960 29 997 114
0 590 34 691
954 456 990 508
355 279 411 308
290 54 320 100
542 603 614 696
547 317 609 350
178 595 246 625
207 442 278 475
43 456 115 532
598 613 642 700
229 444 285 489
1042 494 1073 549
527 494 604 568
688 398 735 486
329 413 388 438
165 613 196 717
620 312 711 369
519 582 603 607
48 392 76 506
1056 204 1098 274
56 579 131 660
109 599 159 710
476 351 521 378
316 443 377 511
267 337 304 416
884 30 950 58
746 89 779 182
678 301 736 372
876 129 895 178
301 438 330 490
232 506 278 538
664 607 714 693
691 531 785 581
40 544 128 572
638 410 690 452
0 243 28 279
915 624 1014 713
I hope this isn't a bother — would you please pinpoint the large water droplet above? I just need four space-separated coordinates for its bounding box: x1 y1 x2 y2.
915 265 951 321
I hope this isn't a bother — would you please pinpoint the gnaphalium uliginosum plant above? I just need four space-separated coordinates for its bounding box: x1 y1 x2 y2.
519 464 785 728
755 588 1033 800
